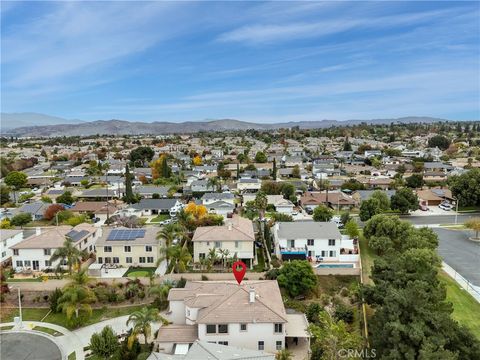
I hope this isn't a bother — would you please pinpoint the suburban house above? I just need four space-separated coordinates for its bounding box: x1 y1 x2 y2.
10 224 99 271
237 178 262 193
148 340 275 359
243 194 295 214
128 198 182 217
94 227 159 268
14 201 49 221
204 201 235 218
417 188 454 206
133 185 170 198
1 229 24 264
157 280 309 354
272 222 358 263
70 201 120 221
201 192 235 206
192 216 255 267
300 191 356 211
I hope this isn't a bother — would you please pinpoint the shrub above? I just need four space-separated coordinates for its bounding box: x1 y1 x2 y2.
201 275 209 281
306 302 323 324
265 268 280 280
334 303 354 323
277 260 317 298
49 288 63 313
89 326 119 358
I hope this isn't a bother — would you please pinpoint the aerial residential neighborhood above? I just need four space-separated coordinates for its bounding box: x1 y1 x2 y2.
1 1 480 360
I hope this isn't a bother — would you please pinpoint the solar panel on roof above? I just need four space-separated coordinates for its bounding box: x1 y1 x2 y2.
107 229 146 241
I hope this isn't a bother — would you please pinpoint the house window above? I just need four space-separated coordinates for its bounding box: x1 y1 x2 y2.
124 246 131 252
104 246 112 252
214 241 221 248
145 246 152 252
147 257 154 263
235 241 239 248
44 248 51 256
206 241 210 246
104 257 111 264
45 260 52 267
98 257 103 264
218 324 228 333
24 260 31 267
240 324 247 331
13 249 19 256
321 250 327 257
113 257 119 264
139 257 146 263
274 323 283 333
199 253 206 260
16 260 23 267
206 325 216 334
329 250 336 257
276 341 283 350
288 240 295 247
126 257 132 264
258 341 264 351
218 341 228 346
1 251 5 258
307 239 314 246
328 239 336 246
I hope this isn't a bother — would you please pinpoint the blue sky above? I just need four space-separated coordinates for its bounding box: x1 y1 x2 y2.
1 1 479 123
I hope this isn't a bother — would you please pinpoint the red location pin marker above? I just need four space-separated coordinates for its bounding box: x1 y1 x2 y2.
232 260 247 285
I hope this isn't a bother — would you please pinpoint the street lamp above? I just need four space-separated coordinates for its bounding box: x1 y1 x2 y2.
9 285 22 327
454 197 459 225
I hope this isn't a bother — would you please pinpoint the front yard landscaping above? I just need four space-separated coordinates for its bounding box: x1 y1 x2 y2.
149 214 170 223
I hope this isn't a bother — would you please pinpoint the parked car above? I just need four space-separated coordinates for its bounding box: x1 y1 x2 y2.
439 203 453 211
419 204 429 211
305 208 313 215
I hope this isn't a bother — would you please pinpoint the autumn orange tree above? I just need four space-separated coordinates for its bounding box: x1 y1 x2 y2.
192 155 202 166
184 202 207 219
44 204 65 221
151 154 171 179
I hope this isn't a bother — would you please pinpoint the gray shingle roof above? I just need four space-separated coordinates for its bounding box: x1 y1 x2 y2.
276 221 341 239
131 198 178 211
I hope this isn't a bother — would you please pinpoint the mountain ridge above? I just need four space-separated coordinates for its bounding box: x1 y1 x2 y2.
0 114 461 137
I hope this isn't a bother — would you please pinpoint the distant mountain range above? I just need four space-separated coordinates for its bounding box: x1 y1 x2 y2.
0 112 456 137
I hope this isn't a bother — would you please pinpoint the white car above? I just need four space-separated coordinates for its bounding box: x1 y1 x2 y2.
439 203 453 211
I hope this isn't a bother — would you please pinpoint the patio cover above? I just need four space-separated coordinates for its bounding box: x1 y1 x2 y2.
285 313 310 338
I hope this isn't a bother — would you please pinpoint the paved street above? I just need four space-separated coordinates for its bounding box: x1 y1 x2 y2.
0 332 62 360
433 228 480 287
401 213 480 226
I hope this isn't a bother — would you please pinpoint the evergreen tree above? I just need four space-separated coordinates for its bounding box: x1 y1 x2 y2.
124 164 135 204
272 157 277 180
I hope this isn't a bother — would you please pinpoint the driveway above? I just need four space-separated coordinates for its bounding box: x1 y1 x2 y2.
433 228 480 286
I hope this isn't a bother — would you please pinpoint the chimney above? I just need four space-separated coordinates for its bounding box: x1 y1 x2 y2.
227 222 232 231
35 227 41 236
249 287 255 303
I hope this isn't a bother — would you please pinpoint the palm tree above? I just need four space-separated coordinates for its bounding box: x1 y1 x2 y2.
157 224 183 265
218 249 230 268
254 191 268 219
126 307 168 347
168 245 192 273
50 237 86 274
66 268 91 288
57 283 96 320
148 283 171 309
207 177 221 192
206 248 219 272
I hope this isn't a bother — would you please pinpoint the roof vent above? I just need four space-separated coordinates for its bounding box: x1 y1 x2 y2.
249 287 255 303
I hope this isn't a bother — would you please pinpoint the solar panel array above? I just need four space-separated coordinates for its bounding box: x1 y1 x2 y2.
67 230 90 242
107 229 146 241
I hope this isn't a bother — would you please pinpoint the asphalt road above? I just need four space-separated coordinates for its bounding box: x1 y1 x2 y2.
433 228 480 287
0 332 62 360
400 213 480 226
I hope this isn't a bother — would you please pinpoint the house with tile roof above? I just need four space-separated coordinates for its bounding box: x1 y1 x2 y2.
10 224 99 271
157 280 308 355
192 216 255 267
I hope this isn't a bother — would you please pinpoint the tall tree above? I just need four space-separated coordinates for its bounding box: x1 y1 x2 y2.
126 307 168 347
4 171 27 203
50 237 86 274
124 164 135 204
272 157 277 181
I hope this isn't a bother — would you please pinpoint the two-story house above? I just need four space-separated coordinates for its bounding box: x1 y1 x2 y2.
273 221 357 262
11 224 99 271
156 280 308 354
1 230 24 264
192 216 255 267
95 227 159 268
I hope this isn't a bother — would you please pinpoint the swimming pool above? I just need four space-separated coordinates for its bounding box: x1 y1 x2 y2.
316 263 354 268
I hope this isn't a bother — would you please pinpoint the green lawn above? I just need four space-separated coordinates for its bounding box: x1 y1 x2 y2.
7 277 43 282
458 206 480 213
1 305 145 330
358 232 377 285
149 214 170 223
123 267 157 278
440 272 480 339
68 352 76 360
33 325 63 336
